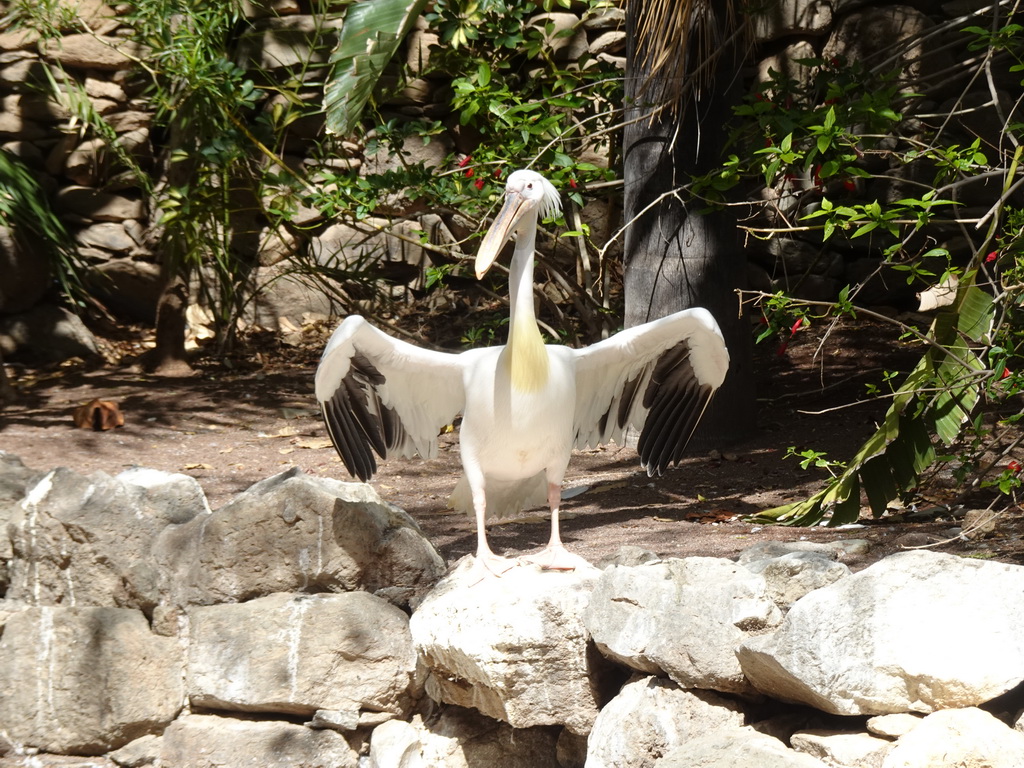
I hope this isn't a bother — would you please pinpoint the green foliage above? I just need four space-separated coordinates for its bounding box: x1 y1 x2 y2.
704 21 1024 525
324 0 430 136
0 149 84 303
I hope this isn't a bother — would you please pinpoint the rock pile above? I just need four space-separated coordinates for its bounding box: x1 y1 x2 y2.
2 450 1024 767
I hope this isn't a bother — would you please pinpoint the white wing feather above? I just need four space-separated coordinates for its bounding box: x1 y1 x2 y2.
571 308 729 464
315 316 466 478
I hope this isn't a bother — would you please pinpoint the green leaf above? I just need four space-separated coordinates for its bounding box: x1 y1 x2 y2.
477 61 491 86
823 105 836 130
324 0 430 136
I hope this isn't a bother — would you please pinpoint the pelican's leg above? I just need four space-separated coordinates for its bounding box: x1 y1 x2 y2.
521 482 592 571
468 475 517 577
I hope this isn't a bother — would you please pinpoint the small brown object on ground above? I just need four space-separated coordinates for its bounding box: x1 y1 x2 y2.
72 398 125 431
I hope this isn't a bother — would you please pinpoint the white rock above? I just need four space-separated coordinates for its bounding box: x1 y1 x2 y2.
655 727 829 767
585 676 743 768
866 713 924 739
368 707 558 768
187 591 418 717
881 708 1024 768
790 729 892 767
738 551 1024 715
584 557 782 694
743 551 851 607
411 559 606 735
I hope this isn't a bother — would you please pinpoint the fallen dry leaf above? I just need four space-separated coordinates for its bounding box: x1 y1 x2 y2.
182 462 213 470
296 438 333 450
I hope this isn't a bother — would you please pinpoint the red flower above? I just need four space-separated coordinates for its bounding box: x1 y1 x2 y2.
474 178 485 190
458 155 472 168
464 168 475 178
569 177 578 189
493 168 502 177
986 251 998 263
777 317 804 356
1008 460 1021 473
1002 367 1012 380
842 179 857 192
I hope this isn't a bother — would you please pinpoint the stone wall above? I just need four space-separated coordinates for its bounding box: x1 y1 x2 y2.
3 453 1024 767
0 1 1009 364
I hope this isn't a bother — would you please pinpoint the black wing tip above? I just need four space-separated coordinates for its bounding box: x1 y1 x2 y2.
637 383 715 475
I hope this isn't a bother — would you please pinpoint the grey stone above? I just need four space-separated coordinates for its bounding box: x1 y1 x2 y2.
656 727 829 767
6 467 209 609
790 729 892 767
153 468 445 610
0 606 183 754
56 186 144 222
743 551 851 607
0 225 50 315
187 591 418 717
159 714 357 768
586 676 744 768
0 303 100 362
584 557 782 694
368 707 559 768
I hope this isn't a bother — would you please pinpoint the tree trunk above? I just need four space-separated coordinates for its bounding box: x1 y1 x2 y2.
142 261 192 375
622 0 756 449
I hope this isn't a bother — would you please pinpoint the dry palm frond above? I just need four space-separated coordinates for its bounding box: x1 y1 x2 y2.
629 0 747 116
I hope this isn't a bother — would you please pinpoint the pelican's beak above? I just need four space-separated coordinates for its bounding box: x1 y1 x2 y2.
475 191 531 279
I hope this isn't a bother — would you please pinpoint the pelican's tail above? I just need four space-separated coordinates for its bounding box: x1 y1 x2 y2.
449 473 548 521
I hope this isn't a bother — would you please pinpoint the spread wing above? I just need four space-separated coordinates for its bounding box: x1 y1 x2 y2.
572 307 729 475
315 316 466 481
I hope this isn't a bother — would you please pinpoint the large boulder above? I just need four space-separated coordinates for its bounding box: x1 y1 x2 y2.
584 557 783 694
187 591 419 717
6 467 209 610
153 468 446 611
0 606 183 755
586 676 744 768
0 303 100 362
159 714 358 768
738 551 1024 715
410 559 609 735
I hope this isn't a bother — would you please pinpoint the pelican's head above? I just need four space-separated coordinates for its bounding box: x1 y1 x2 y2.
475 170 561 279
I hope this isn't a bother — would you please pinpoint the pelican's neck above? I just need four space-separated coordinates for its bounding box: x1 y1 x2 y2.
506 220 549 391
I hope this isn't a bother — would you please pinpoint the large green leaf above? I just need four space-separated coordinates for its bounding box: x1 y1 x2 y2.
755 274 993 526
324 0 429 137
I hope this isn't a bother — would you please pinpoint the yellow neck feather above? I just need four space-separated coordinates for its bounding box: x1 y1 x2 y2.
509 314 549 392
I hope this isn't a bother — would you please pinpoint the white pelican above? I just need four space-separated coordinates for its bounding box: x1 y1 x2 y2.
315 169 729 573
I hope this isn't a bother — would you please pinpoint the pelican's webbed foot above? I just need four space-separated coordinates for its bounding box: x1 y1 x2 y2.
471 550 520 578
520 544 592 571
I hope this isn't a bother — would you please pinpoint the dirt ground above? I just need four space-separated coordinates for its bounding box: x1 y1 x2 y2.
2 315 1021 572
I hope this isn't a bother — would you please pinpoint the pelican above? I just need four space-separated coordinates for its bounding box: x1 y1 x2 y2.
315 169 729 574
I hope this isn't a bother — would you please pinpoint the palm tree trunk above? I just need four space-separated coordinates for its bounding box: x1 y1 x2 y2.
622 0 756 448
